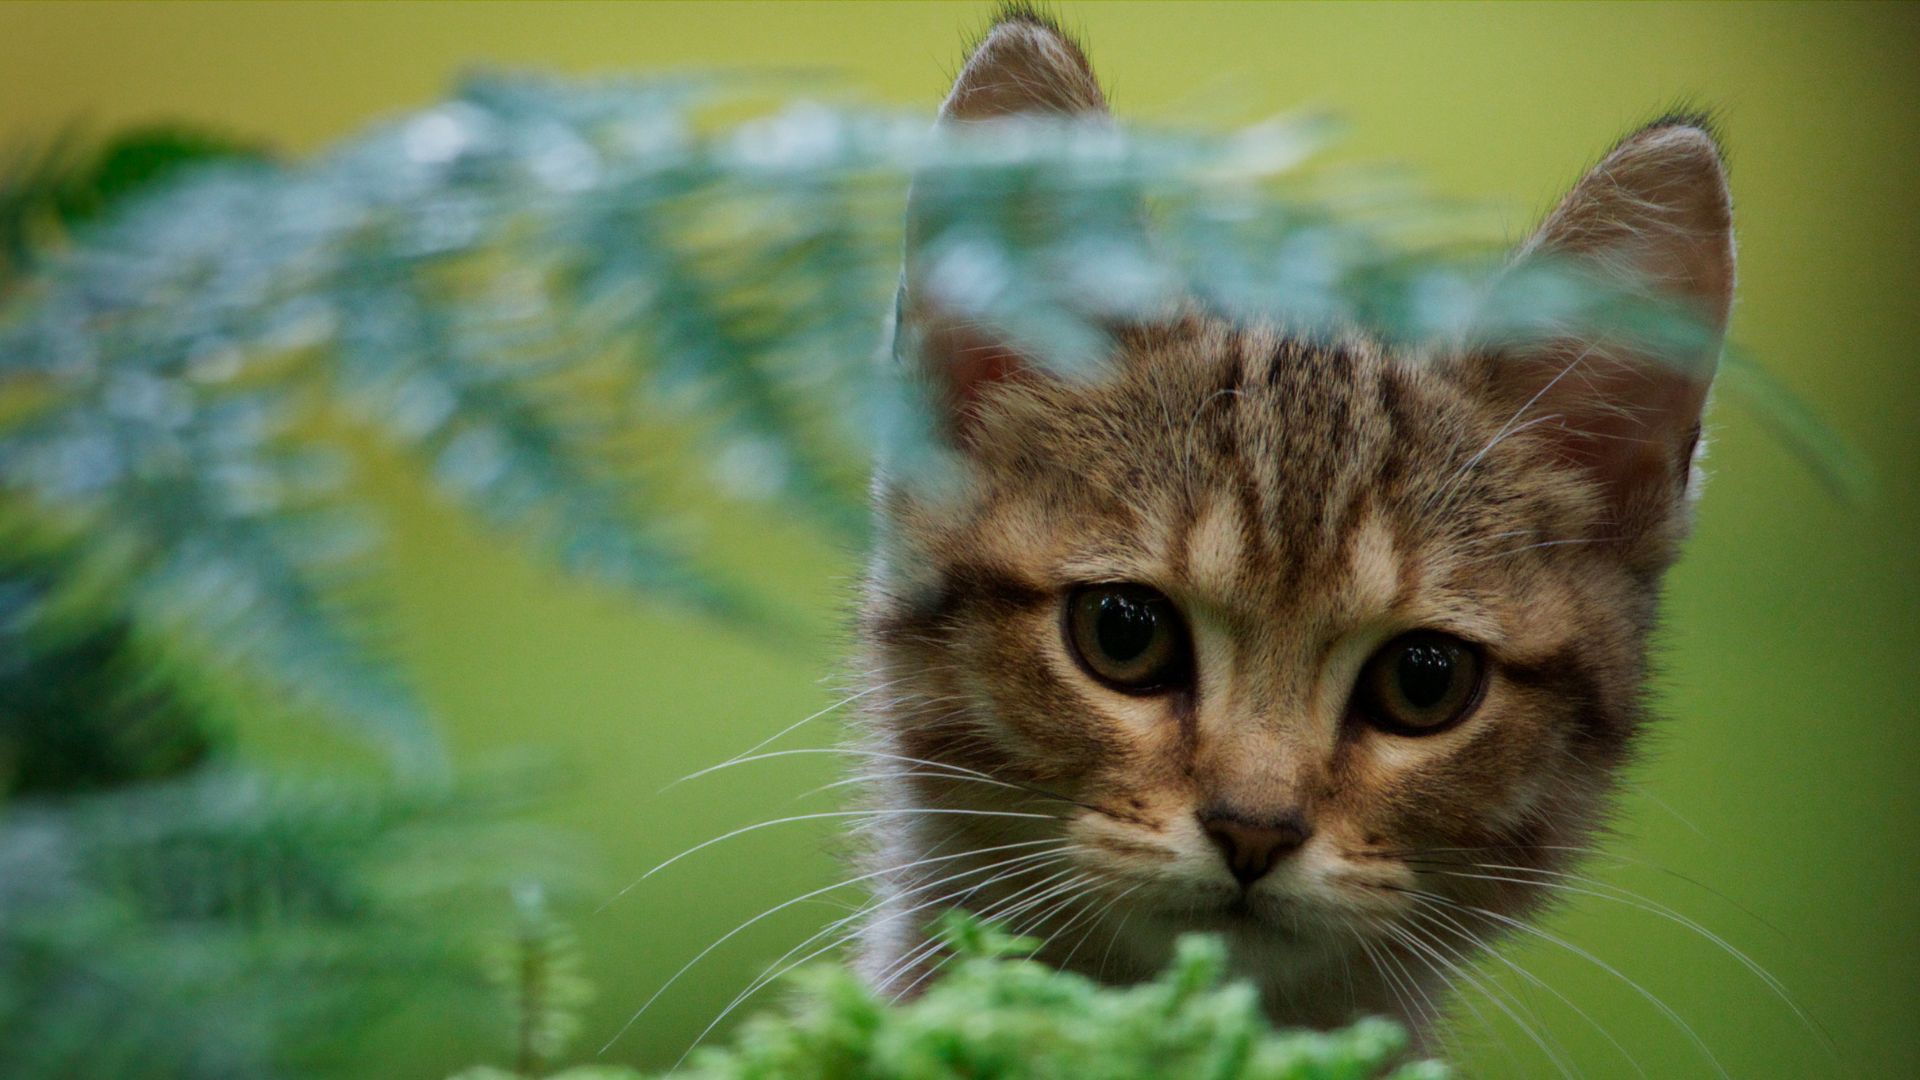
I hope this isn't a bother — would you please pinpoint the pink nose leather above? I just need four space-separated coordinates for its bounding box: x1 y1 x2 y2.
1201 815 1309 886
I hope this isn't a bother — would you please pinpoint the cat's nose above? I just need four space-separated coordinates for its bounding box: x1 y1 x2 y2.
1200 811 1311 887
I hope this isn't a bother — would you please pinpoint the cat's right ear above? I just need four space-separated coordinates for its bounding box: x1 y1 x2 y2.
1472 119 1735 548
897 10 1110 443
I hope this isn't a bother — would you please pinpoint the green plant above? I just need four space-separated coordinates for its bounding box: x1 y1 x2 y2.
455 914 1444 1080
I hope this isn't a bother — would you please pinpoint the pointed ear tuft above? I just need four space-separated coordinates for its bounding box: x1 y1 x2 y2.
944 6 1108 122
1522 118 1735 334
1482 119 1736 550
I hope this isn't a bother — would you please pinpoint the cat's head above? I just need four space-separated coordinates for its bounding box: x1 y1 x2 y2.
860 11 1732 989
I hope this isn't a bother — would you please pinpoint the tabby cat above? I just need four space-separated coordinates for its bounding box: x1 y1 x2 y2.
854 8 1734 1038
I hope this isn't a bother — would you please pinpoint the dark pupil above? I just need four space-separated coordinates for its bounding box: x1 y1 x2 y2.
1395 642 1456 709
1095 593 1159 663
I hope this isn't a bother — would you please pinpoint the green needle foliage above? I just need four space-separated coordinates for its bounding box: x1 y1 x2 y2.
0 73 1862 1078
0 545 217 795
488 883 595 1077
456 914 1444 1080
680 915 1445 1080
0 764 574 1078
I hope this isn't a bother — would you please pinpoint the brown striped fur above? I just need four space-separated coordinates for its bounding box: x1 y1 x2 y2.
853 7 1733 1039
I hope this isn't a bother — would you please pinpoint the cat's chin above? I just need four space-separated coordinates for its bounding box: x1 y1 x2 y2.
1103 895 1369 993
1145 890 1333 946
1188 893 1281 929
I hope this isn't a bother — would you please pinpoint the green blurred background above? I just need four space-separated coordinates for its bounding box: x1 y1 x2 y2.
3 2 1913 1076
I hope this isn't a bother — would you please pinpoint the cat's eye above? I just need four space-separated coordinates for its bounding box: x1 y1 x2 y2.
1354 631 1485 735
1065 584 1191 694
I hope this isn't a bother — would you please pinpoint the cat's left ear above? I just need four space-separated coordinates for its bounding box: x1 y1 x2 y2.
1479 118 1735 543
897 11 1112 444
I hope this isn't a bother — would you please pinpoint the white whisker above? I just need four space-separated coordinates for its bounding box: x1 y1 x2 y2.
600 836 1063 1049
1413 888 1730 1080
1412 863 1822 1045
648 848 1073 1066
1391 914 1579 1079
626 807 1056 896
662 680 899 792
1406 899 1645 1079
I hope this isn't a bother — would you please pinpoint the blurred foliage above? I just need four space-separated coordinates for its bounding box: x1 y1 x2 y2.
487 883 595 1077
454 914 1443 1080
0 75 1860 770
0 767 566 1078
0 544 216 795
0 126 267 293
0 74 1858 1077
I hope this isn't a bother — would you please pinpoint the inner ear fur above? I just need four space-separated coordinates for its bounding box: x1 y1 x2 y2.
1477 117 1736 545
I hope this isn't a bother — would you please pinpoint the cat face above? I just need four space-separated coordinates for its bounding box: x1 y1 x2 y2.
856 11 1731 1021
866 322 1654 983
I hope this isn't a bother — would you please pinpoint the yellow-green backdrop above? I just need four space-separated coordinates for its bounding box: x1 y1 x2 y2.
4 3 1915 1077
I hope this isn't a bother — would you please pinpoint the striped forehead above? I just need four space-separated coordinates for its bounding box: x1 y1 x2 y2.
1140 340 1394 609
953 322 1458 618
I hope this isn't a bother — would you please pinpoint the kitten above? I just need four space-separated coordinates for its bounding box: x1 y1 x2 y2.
853 8 1733 1040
